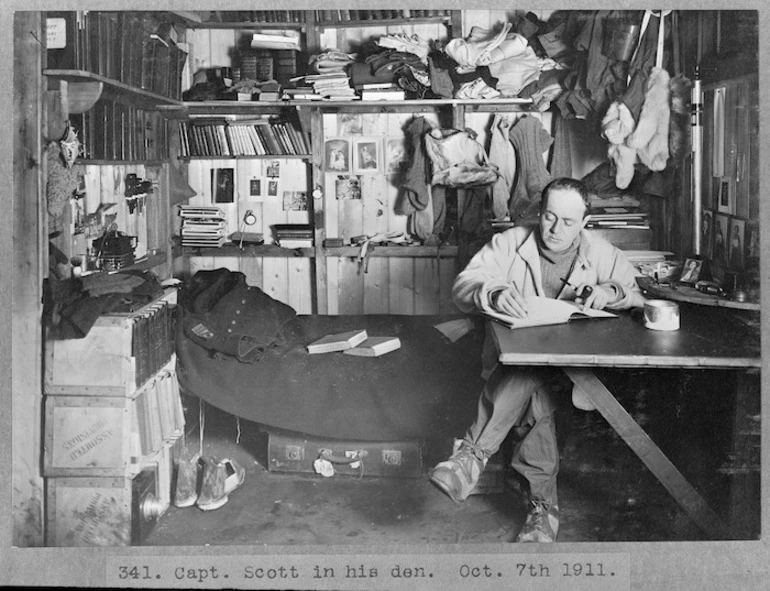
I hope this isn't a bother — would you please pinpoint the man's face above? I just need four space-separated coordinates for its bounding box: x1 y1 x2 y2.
538 188 589 252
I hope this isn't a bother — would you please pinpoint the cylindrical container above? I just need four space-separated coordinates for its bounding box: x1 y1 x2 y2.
643 300 680 331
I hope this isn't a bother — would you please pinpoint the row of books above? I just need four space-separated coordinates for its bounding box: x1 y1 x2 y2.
47 11 188 100
178 119 309 158
314 10 453 23
179 206 228 248
195 10 306 24
131 298 175 389
69 100 170 161
131 369 185 460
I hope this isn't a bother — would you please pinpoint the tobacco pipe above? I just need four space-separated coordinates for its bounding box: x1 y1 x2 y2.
560 277 593 299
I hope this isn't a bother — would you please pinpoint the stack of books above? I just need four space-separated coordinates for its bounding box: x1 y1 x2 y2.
304 73 358 100
586 206 649 229
178 206 227 248
273 223 314 248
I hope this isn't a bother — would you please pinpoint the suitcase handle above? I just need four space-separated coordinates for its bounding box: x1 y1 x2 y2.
319 448 368 464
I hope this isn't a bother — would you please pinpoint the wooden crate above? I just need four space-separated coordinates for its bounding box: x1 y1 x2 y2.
46 476 133 546
45 289 176 397
44 370 185 477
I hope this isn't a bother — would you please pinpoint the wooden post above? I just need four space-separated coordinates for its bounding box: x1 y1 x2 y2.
12 11 45 547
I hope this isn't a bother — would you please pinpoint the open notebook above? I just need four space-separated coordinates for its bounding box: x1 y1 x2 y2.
482 296 617 329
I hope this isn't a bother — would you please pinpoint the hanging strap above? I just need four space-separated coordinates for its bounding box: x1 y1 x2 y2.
654 10 672 69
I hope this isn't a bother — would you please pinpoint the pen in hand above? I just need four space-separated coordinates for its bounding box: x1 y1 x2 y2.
560 277 593 299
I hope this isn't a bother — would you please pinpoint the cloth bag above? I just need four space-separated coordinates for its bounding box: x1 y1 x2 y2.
424 128 499 188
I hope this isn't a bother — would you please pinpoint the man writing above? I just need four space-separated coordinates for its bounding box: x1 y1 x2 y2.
430 177 644 542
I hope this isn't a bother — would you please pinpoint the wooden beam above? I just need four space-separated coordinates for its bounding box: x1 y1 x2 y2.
12 11 45 547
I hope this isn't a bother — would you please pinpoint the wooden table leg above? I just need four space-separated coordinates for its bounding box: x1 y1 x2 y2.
563 367 731 540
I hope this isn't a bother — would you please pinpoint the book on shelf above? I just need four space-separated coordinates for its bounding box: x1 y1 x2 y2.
360 89 406 101
482 296 617 330
343 336 401 358
307 329 368 354
277 238 313 249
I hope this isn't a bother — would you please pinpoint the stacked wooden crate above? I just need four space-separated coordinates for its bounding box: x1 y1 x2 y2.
43 288 184 546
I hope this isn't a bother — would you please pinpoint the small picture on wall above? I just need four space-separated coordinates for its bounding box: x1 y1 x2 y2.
727 217 745 270
679 258 703 284
335 175 362 200
745 220 760 260
385 137 407 175
338 113 363 135
717 177 733 214
283 190 308 211
325 139 350 172
249 178 262 197
701 210 713 259
354 139 380 174
267 180 279 197
266 160 281 178
212 168 234 203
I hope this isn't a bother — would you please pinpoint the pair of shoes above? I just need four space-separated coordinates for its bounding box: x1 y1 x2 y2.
197 457 246 512
173 454 245 511
429 440 488 503
515 498 560 543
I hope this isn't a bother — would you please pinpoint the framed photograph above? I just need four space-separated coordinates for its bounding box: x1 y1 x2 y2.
385 137 407 175
335 175 362 200
354 139 380 174
266 160 281 178
701 209 713 259
211 168 234 203
282 190 308 211
745 220 760 260
678 257 703 284
717 177 733 214
267 180 279 197
249 178 262 197
325 139 350 173
712 212 730 282
338 113 363 135
727 217 745 270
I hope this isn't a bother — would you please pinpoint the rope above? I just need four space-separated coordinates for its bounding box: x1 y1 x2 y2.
198 399 205 458
236 416 242 444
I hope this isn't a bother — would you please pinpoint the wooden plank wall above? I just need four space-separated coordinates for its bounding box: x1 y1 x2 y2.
13 11 45 547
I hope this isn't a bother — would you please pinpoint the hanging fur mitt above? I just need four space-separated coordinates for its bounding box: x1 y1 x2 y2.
602 101 637 189
626 66 671 172
668 74 693 164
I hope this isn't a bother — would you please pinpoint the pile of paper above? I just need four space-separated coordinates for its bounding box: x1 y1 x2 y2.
178 206 227 248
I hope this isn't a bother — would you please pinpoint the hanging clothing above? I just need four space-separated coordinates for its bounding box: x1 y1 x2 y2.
508 116 553 220
487 114 517 220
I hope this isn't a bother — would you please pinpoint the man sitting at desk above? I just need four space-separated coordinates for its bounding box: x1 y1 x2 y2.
430 177 644 543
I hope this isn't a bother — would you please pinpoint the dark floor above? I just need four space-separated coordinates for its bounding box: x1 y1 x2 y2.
145 369 760 546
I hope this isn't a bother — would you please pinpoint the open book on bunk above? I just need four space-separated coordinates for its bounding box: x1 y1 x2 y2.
482 296 617 329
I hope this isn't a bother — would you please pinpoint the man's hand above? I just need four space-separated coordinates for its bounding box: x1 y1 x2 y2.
576 284 613 310
490 286 528 318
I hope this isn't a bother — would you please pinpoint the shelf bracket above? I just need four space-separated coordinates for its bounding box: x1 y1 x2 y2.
61 79 103 115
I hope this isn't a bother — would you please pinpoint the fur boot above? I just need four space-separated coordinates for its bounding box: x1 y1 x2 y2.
626 67 671 171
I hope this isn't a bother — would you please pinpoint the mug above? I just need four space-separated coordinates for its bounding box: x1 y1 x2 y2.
643 300 680 331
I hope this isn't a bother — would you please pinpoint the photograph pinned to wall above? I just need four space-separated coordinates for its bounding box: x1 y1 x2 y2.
717 176 733 214
249 178 262 198
325 139 350 173
267 179 279 197
701 209 714 259
678 257 703 284
712 212 729 283
212 168 235 203
266 160 281 178
745 220 760 260
385 137 407 176
335 175 362 200
727 217 745 270
338 113 363 135
354 138 380 174
282 190 308 211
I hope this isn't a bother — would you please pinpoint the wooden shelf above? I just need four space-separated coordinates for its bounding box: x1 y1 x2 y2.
180 154 310 161
44 69 183 111
637 276 760 311
317 16 452 30
325 245 459 258
180 243 315 258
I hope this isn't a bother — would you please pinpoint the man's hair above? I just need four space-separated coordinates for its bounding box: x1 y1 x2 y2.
540 177 593 217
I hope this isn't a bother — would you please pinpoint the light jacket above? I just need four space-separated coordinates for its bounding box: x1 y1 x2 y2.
452 225 645 378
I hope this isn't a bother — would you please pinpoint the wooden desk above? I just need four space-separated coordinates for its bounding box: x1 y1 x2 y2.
489 306 761 539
